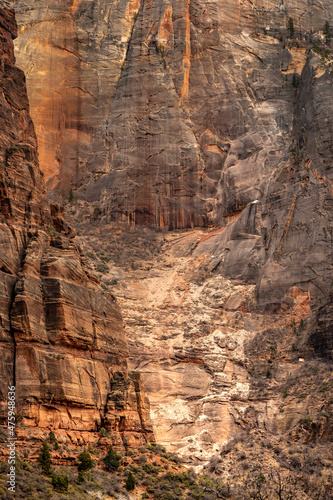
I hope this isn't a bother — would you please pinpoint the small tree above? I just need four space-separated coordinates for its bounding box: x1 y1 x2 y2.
77 450 94 472
69 186 74 202
103 446 121 471
125 471 136 491
38 441 52 475
99 427 107 437
288 17 295 38
49 430 59 450
324 20 332 44
77 471 85 484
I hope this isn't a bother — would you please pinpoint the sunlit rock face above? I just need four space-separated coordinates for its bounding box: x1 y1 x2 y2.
0 4 153 452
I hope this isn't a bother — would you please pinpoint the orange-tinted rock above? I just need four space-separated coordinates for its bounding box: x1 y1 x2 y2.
0 4 153 450
10 0 333 229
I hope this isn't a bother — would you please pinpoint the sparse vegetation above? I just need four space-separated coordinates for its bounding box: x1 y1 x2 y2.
7 144 23 156
312 41 330 60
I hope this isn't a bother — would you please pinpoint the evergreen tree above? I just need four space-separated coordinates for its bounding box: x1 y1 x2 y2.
324 20 332 44
49 430 59 450
37 441 52 475
77 450 94 472
125 471 136 491
288 17 295 38
103 446 121 471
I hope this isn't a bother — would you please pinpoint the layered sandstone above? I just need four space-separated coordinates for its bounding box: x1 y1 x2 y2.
0 5 153 452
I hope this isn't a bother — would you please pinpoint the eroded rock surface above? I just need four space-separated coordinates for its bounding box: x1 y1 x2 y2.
10 0 333 226
64 211 332 466
0 5 153 453
10 0 333 310
5 0 333 468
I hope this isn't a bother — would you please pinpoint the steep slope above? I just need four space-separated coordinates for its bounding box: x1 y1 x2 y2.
0 4 153 457
64 208 332 468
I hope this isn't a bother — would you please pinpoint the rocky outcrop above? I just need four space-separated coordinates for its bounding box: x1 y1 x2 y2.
0 4 153 451
192 49 333 310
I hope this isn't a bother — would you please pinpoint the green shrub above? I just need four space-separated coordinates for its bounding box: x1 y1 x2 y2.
77 470 85 483
51 474 69 492
99 427 107 437
77 450 94 472
49 431 59 450
7 145 22 155
96 263 108 273
125 471 136 491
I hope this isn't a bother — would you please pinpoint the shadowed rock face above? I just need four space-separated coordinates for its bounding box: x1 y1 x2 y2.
309 292 333 361
0 5 153 450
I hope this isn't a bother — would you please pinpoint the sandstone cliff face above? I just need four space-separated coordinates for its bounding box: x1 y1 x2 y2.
6 0 333 466
10 0 333 224
10 0 333 306
0 5 153 453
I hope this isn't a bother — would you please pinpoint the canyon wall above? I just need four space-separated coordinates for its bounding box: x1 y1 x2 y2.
9 0 333 309
5 0 333 463
10 0 333 228
0 4 153 453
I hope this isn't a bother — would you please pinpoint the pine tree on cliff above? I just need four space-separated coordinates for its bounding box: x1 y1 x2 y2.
324 21 332 44
103 446 121 471
288 18 295 38
37 441 52 475
77 450 94 472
